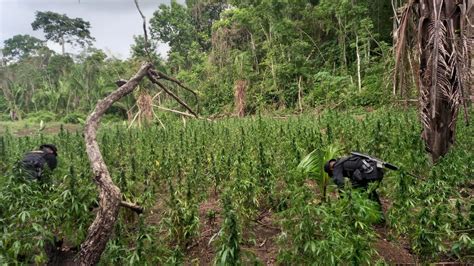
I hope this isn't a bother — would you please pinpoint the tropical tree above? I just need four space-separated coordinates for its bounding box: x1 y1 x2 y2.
149 0 196 61
130 35 164 67
186 0 229 51
149 0 227 70
31 11 95 54
2 34 47 61
394 0 473 162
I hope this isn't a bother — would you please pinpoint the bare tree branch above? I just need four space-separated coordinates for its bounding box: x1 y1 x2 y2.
120 200 144 214
149 69 199 109
153 105 196 118
134 0 152 62
147 70 199 118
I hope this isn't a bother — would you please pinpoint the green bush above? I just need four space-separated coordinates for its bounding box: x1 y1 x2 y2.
0 113 11 121
61 112 86 124
25 111 57 123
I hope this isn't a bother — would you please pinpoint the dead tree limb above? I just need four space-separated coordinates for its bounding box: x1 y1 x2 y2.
134 0 152 62
149 69 198 101
80 63 152 265
147 70 199 118
120 200 144 214
153 105 196 118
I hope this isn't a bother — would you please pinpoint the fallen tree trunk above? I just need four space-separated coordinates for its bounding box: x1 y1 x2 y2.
80 63 152 265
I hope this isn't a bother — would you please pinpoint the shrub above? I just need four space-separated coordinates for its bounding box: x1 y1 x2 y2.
25 111 56 123
61 112 86 124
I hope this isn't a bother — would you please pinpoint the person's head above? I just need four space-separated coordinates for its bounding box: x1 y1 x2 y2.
324 159 336 177
40 144 58 156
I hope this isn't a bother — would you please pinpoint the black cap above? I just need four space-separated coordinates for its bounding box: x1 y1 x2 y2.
40 144 58 156
324 159 336 176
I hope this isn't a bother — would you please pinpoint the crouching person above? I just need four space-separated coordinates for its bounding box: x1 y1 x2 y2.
19 144 58 180
324 153 384 205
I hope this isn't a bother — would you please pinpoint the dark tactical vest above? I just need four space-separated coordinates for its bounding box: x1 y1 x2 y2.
21 151 57 179
337 155 384 187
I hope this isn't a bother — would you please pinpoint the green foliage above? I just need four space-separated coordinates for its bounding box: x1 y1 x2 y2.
298 145 340 201
61 112 86 124
2 34 47 61
307 71 355 106
1 107 471 264
150 0 197 66
0 151 95 263
31 11 95 53
26 110 57 123
149 0 227 69
0 3 471 264
46 54 75 82
214 193 241 266
130 35 164 67
163 177 200 250
2 0 396 118
0 48 136 119
278 188 380 264
146 0 394 114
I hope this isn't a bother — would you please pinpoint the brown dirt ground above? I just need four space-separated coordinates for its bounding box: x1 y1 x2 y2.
241 209 280 265
185 195 221 265
49 193 468 265
185 195 281 265
373 197 417 264
172 193 474 265
373 224 417 264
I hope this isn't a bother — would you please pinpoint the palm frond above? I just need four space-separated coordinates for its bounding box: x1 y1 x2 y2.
396 0 472 161
298 145 340 201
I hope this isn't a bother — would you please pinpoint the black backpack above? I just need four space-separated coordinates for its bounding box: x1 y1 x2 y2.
350 156 384 183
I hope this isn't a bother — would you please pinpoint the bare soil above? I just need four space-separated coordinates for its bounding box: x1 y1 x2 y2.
242 210 280 265
373 224 417 264
373 197 417 264
185 195 221 265
185 195 281 265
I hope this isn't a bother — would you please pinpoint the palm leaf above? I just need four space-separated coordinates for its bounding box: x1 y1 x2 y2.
394 0 472 161
298 145 340 201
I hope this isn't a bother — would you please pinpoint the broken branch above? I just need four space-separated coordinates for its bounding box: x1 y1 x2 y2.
134 0 152 62
149 69 198 101
120 200 144 214
153 105 196 118
147 70 199 118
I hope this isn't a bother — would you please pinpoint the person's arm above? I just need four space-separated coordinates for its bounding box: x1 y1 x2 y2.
44 154 57 170
332 163 345 188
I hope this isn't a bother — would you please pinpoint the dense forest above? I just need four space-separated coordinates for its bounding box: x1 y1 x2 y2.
0 0 473 265
1 0 398 120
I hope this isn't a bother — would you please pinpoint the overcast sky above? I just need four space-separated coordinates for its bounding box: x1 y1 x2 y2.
0 0 182 59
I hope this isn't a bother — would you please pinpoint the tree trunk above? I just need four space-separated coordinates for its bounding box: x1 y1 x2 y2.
395 0 472 162
80 63 152 265
417 0 471 162
297 76 303 112
234 80 247 117
61 35 65 55
355 34 362 92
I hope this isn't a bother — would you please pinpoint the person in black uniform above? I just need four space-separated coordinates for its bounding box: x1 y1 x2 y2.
20 144 58 180
324 154 384 205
